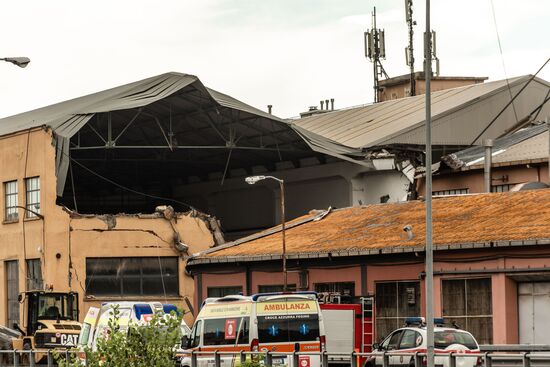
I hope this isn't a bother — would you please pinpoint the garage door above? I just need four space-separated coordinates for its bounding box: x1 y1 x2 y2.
519 282 550 344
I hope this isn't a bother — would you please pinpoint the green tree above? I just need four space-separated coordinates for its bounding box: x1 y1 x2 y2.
57 305 183 367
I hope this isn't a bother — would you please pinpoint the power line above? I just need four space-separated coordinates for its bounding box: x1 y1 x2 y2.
490 0 519 125
470 57 550 145
67 154 197 212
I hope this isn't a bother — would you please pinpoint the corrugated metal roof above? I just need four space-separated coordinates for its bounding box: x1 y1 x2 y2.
291 75 550 148
442 124 549 169
0 72 286 137
492 130 548 163
188 189 550 263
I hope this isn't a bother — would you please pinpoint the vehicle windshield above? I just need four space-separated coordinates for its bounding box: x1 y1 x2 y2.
258 314 320 343
37 294 77 320
434 331 478 349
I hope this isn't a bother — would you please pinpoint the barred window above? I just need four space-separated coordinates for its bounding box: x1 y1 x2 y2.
26 259 43 291
375 281 420 341
4 180 18 221
86 257 179 296
492 184 514 193
25 177 40 218
258 284 297 293
442 278 493 344
315 282 355 296
207 286 243 298
432 188 469 196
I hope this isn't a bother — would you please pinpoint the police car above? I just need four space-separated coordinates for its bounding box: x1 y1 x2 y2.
366 318 482 367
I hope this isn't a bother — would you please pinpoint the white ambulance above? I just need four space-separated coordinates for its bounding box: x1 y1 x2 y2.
180 292 326 367
78 301 190 352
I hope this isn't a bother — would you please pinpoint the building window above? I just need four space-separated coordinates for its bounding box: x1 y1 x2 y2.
25 177 40 218
375 281 420 341
6 260 19 329
207 286 243 298
258 284 297 293
85 257 179 297
442 278 493 344
26 259 43 291
314 282 355 297
432 188 469 196
492 184 514 193
4 180 18 221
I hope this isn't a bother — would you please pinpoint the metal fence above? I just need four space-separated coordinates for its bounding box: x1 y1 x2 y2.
0 349 550 367
178 350 550 367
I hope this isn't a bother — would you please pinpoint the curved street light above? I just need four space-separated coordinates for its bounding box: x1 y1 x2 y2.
245 175 287 291
1 57 31 68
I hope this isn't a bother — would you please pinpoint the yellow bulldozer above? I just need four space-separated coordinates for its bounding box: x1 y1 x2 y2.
2 291 81 362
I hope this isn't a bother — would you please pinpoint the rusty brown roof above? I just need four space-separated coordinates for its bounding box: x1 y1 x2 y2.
190 189 550 263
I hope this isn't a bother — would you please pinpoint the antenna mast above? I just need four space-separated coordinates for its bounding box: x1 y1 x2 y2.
364 7 389 103
405 0 416 96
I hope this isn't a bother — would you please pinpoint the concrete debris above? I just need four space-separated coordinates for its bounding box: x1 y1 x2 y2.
62 204 224 251
155 205 176 220
98 214 117 230
207 217 226 246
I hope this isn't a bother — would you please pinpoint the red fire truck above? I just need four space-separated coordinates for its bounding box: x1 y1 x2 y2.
319 294 374 366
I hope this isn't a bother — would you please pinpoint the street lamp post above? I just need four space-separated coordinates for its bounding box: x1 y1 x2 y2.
16 205 43 220
1 57 30 68
245 175 287 291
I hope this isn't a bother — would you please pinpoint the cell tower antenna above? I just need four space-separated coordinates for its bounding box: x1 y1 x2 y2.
405 0 416 96
364 6 389 103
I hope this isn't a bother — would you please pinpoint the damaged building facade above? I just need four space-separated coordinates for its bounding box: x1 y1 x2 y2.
0 127 218 325
0 72 386 326
0 71 548 329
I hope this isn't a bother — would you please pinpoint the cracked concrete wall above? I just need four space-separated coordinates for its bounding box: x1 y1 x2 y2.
0 128 216 327
69 213 215 325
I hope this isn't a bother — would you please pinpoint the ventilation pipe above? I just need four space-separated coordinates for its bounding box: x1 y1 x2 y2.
320 100 324 110
484 139 493 193
330 98 334 111
267 105 272 114
325 99 330 111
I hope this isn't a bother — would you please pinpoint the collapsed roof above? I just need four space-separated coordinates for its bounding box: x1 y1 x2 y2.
0 72 548 214
442 123 549 170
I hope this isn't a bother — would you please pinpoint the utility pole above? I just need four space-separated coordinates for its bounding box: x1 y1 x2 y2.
424 1 435 366
365 7 389 103
405 0 416 96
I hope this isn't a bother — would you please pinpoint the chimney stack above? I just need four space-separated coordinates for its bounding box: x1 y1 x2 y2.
330 98 334 111
267 105 272 114
320 100 324 110
325 99 330 111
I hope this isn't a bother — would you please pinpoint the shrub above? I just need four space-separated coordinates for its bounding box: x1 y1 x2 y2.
57 305 183 367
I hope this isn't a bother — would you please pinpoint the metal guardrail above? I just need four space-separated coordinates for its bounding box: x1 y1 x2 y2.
0 348 548 367
179 350 550 367
481 345 550 352
0 349 76 367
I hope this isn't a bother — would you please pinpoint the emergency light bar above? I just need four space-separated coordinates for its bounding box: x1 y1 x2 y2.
251 291 318 301
404 317 446 327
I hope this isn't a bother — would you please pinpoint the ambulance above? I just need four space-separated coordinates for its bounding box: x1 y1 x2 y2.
180 292 326 367
78 301 190 352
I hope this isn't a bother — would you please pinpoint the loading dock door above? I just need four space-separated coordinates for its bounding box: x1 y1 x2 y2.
519 282 550 344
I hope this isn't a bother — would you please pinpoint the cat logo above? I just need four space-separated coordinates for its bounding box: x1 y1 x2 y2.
60 334 78 346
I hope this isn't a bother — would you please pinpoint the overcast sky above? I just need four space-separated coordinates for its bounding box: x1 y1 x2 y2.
0 0 548 119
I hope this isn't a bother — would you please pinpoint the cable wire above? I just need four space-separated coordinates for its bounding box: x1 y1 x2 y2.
67 154 197 212
490 0 519 124
470 57 550 145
